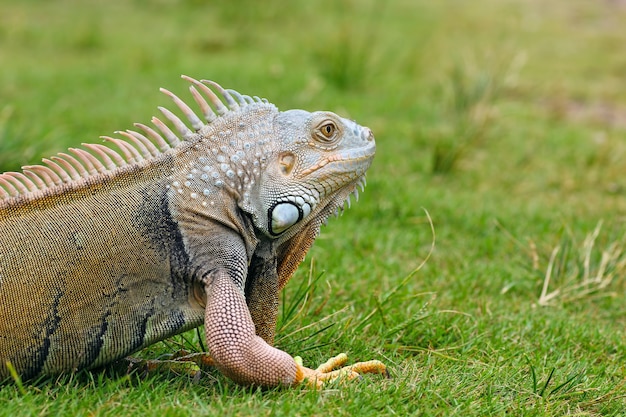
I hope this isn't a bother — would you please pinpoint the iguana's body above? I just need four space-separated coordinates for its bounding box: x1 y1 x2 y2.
0 77 382 386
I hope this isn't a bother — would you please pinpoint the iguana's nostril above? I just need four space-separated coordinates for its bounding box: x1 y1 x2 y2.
364 128 374 142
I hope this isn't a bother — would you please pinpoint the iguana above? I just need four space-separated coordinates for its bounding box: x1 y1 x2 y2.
0 76 385 387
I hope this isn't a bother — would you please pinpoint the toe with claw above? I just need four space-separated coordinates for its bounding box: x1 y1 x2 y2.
294 353 389 388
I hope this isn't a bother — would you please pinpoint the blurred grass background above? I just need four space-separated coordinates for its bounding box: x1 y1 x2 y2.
1 0 626 415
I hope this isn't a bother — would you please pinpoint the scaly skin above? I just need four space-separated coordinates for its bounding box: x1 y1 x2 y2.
0 76 385 386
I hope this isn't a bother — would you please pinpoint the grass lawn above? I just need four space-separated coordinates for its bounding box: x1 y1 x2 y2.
1 0 625 415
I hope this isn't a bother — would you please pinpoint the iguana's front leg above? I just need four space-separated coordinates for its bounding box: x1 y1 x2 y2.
203 269 388 387
203 269 299 386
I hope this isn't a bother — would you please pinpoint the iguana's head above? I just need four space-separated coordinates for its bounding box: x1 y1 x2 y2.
0 76 375 243
245 109 375 240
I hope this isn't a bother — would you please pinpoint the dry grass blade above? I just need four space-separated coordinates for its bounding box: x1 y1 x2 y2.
537 221 626 306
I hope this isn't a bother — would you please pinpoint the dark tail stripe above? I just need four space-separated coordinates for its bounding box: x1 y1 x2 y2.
23 288 63 379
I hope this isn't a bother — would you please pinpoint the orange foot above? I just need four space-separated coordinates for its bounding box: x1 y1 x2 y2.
295 353 389 388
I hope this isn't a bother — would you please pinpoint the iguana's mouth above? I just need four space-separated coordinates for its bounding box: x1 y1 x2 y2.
297 144 376 177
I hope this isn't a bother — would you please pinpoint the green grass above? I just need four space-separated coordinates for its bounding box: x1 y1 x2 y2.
1 0 626 415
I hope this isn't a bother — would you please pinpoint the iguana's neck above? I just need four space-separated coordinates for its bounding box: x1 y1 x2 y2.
166 106 277 211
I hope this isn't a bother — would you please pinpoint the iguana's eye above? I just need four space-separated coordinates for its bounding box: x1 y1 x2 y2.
311 115 342 149
319 122 336 139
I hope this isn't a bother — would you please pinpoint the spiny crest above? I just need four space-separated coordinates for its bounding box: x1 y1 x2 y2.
0 76 269 201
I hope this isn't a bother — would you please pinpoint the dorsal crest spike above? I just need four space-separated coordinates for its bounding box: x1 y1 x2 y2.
60 152 92 177
0 177 19 197
157 107 194 140
151 116 181 147
22 165 62 187
69 148 103 175
0 76 272 203
160 87 205 131
115 130 155 158
226 89 248 106
122 130 160 157
182 76 229 116
4 172 36 193
133 123 171 152
82 143 122 169
188 85 217 123
22 169 49 189
201 80 240 112
50 155 82 180
42 158 73 183
100 137 135 163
